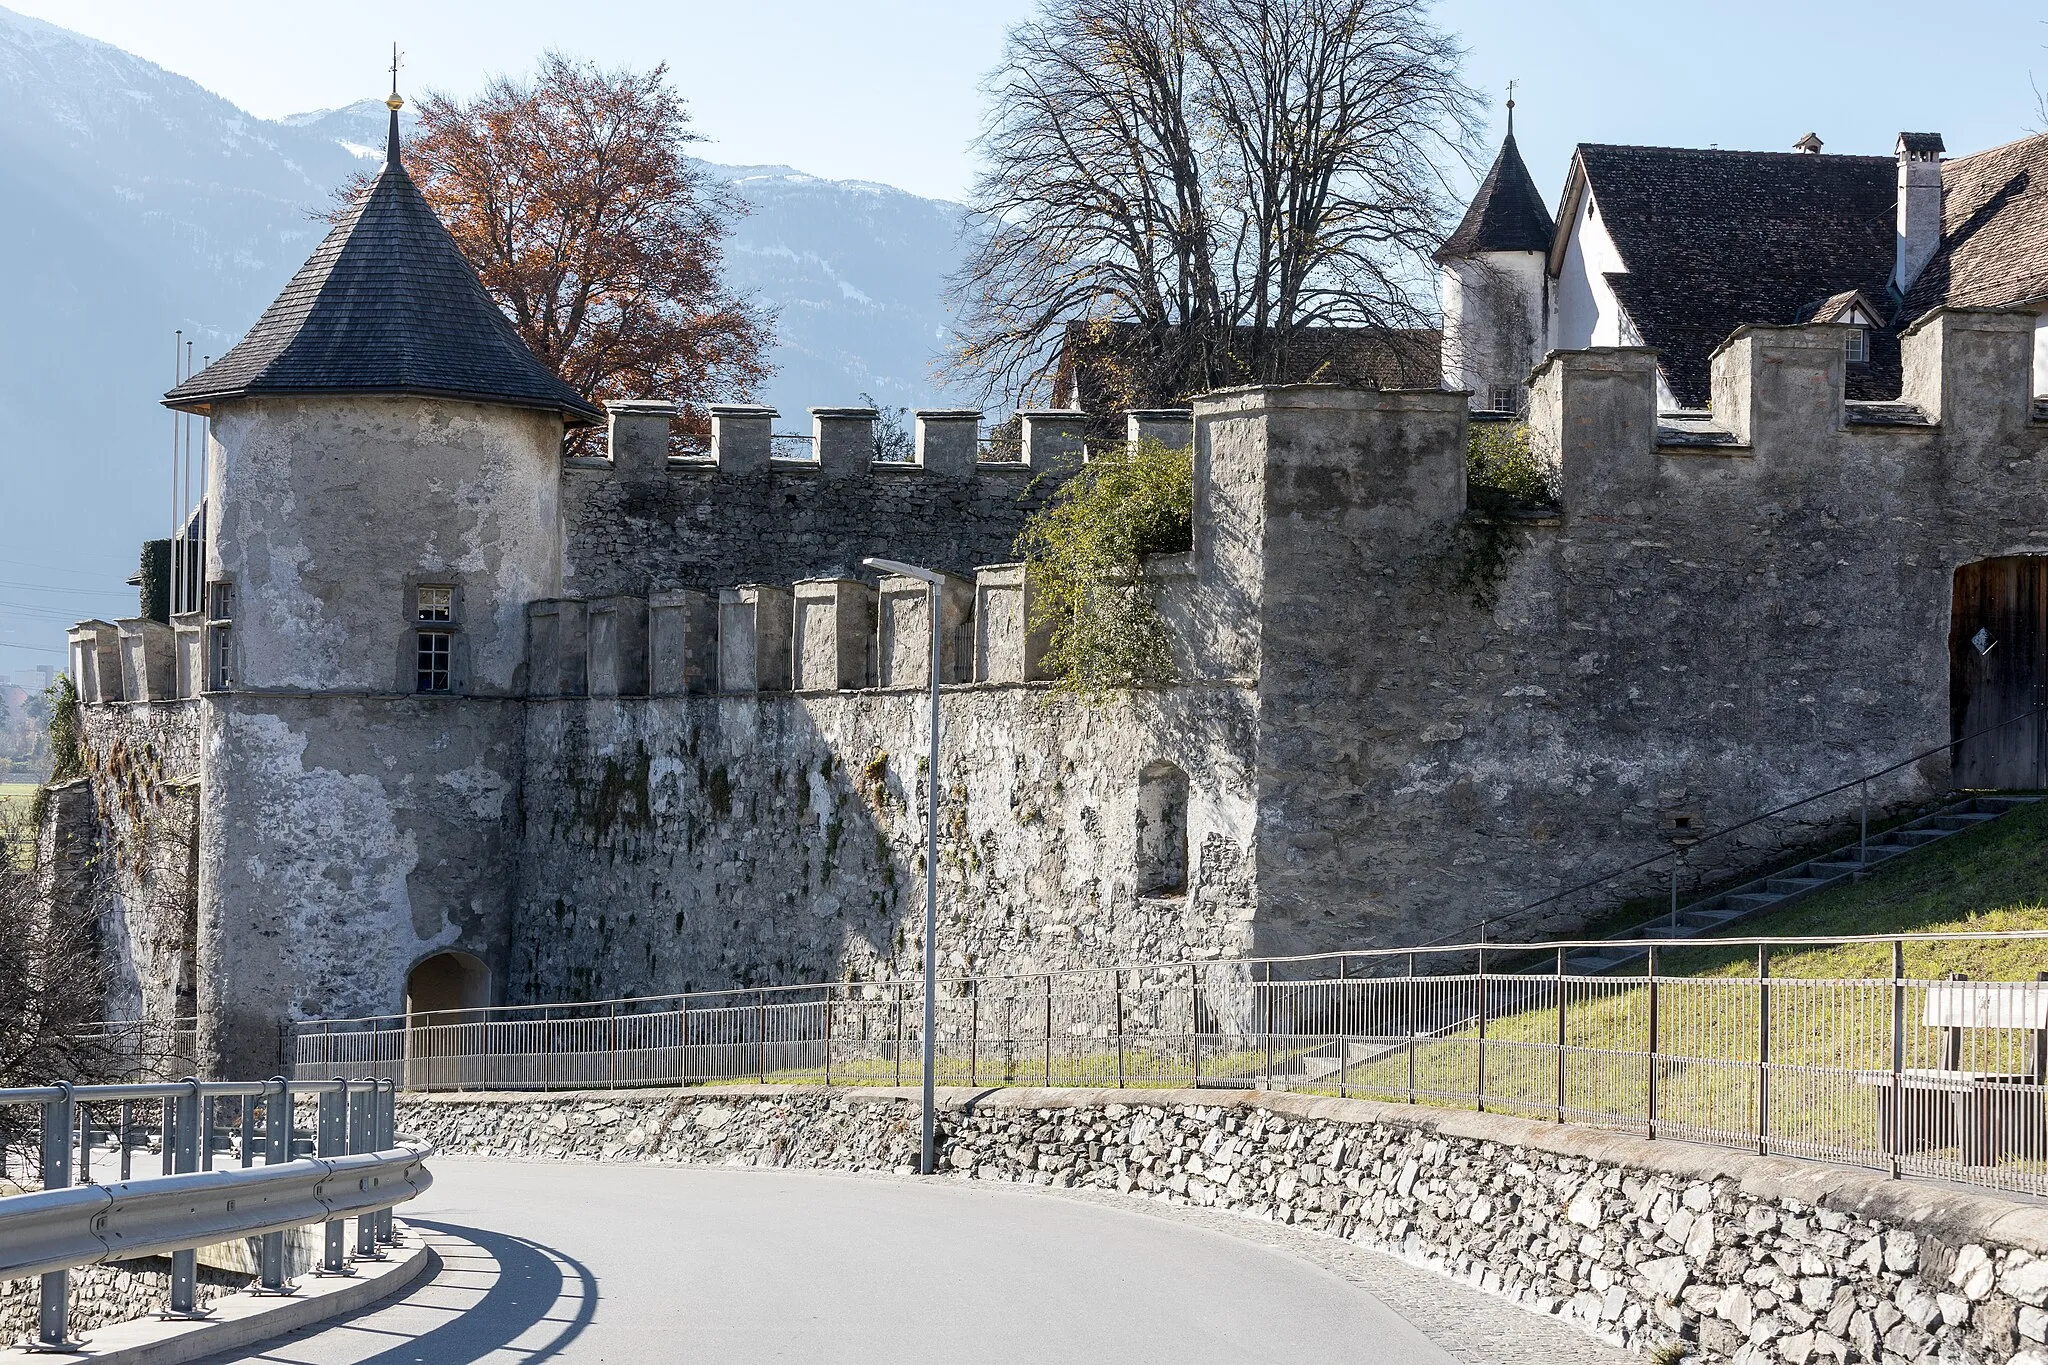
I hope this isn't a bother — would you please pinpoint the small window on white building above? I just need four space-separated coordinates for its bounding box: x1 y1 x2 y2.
1844 328 1869 365
1486 385 1520 414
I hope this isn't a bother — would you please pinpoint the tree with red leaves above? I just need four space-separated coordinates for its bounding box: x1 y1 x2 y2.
354 52 774 440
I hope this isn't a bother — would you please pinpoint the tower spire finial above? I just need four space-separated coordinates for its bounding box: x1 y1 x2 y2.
1505 79 1516 137
384 43 405 168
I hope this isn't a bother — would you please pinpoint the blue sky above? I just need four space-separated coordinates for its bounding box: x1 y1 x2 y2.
16 0 2048 204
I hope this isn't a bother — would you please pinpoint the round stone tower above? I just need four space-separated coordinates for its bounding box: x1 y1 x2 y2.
162 95 601 1076
1436 105 1557 415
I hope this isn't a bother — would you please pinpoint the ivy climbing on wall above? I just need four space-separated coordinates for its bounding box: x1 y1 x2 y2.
1015 436 1194 695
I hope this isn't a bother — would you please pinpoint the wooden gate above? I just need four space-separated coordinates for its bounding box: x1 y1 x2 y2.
1951 557 2048 789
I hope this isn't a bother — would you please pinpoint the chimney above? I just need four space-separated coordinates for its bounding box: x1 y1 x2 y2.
1894 132 1945 297
1793 132 1823 154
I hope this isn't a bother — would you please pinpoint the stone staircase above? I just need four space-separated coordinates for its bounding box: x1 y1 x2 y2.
1561 794 2041 974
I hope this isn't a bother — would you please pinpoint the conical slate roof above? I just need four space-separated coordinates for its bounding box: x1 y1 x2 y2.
1435 128 1556 263
164 107 602 426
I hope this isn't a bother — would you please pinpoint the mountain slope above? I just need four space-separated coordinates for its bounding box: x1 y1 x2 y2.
0 14 972 663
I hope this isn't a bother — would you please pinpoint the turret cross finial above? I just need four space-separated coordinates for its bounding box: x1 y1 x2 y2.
1505 79 1517 134
390 43 403 99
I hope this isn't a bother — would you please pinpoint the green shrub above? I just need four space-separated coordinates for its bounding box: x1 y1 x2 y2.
1016 437 1193 694
1466 420 1557 512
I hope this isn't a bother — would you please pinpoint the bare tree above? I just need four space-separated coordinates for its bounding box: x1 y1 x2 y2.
948 0 1477 405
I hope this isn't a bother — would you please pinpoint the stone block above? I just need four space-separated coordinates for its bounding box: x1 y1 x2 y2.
1528 346 1659 516
1901 307 2037 441
793 577 878 691
67 620 121 704
1127 408 1193 449
974 563 1051 683
718 585 794 693
172 611 205 698
1708 325 1844 453
586 596 648 698
914 410 980 476
1020 409 1087 475
648 590 715 696
526 600 589 697
876 571 974 688
605 399 677 479
710 404 776 474
811 408 878 480
115 617 175 702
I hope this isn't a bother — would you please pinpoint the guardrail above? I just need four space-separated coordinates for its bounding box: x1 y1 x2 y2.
301 932 2048 1202
0 1077 429 1351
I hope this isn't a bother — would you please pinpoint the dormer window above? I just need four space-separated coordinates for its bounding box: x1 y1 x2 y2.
1844 327 1869 365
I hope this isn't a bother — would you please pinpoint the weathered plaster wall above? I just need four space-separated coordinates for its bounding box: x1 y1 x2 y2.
1209 311 2048 958
560 460 1063 600
197 695 524 1076
509 684 1257 1000
398 1085 2048 1365
206 395 564 695
70 701 203 1026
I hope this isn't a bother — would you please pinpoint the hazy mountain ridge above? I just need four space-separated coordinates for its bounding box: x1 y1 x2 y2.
0 11 971 663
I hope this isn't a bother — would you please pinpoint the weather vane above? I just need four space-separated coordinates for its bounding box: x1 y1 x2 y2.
388 42 404 111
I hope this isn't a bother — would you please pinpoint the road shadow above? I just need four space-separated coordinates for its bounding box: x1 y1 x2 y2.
266 1219 597 1365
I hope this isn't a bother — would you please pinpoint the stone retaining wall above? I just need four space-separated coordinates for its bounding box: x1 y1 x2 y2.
0 1260 246 1342
400 1085 2048 1364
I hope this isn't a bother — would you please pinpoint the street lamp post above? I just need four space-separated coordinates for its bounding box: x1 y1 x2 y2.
863 557 945 1175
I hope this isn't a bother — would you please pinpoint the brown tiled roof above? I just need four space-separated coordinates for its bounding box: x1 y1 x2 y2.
164 111 601 426
1052 321 1441 412
1576 145 1898 406
1902 131 2048 317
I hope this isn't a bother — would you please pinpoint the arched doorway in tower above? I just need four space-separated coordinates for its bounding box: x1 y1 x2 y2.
406 951 491 1021
1951 557 2048 788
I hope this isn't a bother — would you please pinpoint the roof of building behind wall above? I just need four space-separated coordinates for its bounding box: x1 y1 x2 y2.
1902 130 2048 318
163 122 602 427
1436 128 1555 261
1572 145 1898 407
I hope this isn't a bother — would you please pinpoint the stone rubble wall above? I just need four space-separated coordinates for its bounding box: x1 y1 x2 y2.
0 1260 245 1341
400 1085 2048 1365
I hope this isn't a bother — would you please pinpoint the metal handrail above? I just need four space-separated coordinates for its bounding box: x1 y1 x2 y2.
0 1144 434 1282
304 928 2048 1034
0 1075 420 1349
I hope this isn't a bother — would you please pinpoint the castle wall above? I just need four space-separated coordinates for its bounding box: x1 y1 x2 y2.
559 409 1081 599
71 700 202 1027
1219 310 2048 958
507 684 1257 1001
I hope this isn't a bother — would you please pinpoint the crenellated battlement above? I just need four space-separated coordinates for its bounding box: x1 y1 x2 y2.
526 560 1053 699
577 401 1186 482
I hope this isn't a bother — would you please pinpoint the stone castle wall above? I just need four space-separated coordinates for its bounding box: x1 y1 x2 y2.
508 684 1256 1001
559 405 1088 600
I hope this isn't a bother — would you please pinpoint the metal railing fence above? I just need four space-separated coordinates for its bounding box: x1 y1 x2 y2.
0 1077 424 1351
300 931 2048 1200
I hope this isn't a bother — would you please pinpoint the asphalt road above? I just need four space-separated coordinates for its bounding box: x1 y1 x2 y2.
188 1157 1483 1364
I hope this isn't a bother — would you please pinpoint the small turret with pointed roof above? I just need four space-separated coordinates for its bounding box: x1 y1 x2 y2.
163 56 600 426
1437 95 1556 412
1435 100 1556 263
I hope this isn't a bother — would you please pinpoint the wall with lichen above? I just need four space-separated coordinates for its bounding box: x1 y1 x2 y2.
71 701 202 1026
195 695 525 1076
508 684 1258 1000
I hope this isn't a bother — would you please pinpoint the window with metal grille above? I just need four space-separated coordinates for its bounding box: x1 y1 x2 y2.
416 585 453 622
416 630 452 693
1844 328 1869 364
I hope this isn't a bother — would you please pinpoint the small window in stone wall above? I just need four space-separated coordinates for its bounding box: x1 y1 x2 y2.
1486 385 1520 414
416 630 452 693
1136 760 1190 896
417 585 453 622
